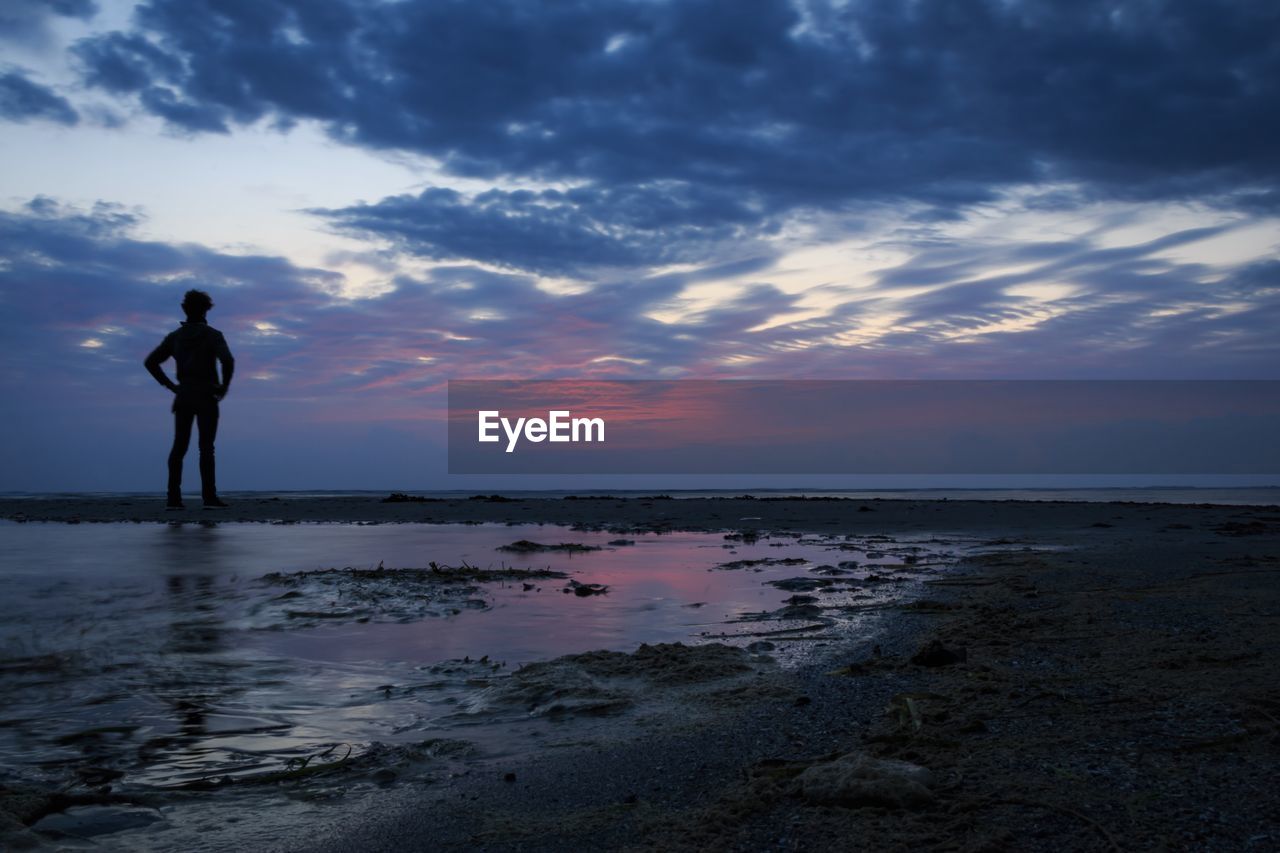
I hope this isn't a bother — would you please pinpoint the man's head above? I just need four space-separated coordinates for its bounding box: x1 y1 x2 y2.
182 289 214 319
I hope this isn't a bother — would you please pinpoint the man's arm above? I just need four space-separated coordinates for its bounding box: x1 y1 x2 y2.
144 336 177 392
215 332 235 399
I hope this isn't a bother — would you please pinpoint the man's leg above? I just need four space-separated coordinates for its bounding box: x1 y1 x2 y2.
196 400 221 503
168 406 196 504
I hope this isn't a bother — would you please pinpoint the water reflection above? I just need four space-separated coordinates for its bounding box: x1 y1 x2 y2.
152 520 241 576
0 521 968 794
156 527 227 778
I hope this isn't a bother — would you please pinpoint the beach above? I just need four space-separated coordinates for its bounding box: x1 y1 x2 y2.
7 1 1276 851
2 496 1278 851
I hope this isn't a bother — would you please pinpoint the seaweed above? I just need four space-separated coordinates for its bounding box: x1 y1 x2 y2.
714 557 809 571
497 540 603 554
261 561 568 585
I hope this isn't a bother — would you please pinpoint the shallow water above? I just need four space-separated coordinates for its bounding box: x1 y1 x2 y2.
0 520 970 845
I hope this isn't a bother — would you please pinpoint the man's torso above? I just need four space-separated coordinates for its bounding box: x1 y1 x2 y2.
166 321 229 390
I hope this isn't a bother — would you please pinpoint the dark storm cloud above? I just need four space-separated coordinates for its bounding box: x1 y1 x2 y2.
313 183 775 277
72 31 183 93
67 0 1280 273
0 69 77 124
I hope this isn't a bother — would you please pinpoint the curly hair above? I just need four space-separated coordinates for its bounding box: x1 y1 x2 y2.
182 289 214 316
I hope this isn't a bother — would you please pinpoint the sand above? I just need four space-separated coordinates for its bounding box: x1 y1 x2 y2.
2 495 1278 851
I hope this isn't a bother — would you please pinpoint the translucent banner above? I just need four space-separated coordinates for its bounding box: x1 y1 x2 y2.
447 380 1280 474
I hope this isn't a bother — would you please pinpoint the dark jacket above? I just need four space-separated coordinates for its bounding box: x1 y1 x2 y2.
145 320 235 394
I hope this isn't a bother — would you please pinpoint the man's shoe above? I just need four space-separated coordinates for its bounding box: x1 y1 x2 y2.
166 499 185 510
203 498 230 509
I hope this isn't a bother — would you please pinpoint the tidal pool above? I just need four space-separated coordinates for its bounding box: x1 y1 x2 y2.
0 519 969 844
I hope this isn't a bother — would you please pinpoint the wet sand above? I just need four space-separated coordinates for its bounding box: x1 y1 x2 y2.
5 491 1276 534
3 496 1279 851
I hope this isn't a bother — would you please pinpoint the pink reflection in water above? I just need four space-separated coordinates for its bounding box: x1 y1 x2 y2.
0 520 958 793
245 525 936 667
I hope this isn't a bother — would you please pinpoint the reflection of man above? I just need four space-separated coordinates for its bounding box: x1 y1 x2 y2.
144 289 235 510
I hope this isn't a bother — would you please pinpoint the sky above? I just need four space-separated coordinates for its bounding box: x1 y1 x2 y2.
1 0 1278 491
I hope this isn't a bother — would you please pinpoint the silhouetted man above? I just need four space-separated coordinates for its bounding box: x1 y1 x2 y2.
145 289 235 509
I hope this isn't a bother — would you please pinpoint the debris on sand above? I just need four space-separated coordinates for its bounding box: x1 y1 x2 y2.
564 579 609 596
862 573 908 584
767 577 834 592
381 492 442 503
498 540 603 553
796 753 935 809
715 557 809 571
467 643 764 719
254 563 570 627
550 643 757 685
775 603 825 620
470 666 631 718
261 563 566 585
910 638 967 667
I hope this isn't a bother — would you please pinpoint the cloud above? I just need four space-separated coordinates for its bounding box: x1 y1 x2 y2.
0 198 337 392
0 0 97 48
3 198 1278 418
788 221 1280 379
0 69 77 124
72 31 183 93
7 198 1276 491
62 0 1278 274
313 182 775 277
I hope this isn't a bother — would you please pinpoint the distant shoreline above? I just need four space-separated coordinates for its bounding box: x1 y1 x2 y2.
3 492 1279 530
1 487 1278 521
